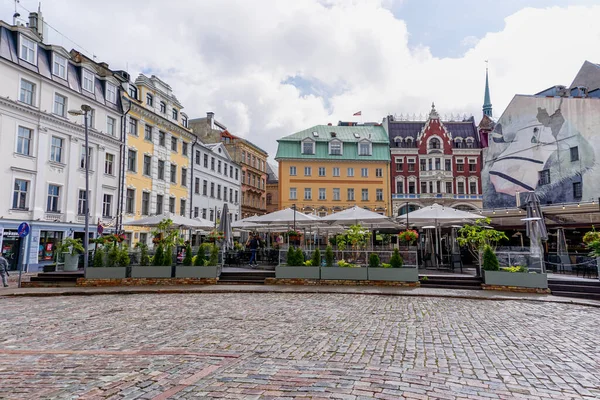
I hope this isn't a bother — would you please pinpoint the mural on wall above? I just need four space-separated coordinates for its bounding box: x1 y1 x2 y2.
482 95 599 208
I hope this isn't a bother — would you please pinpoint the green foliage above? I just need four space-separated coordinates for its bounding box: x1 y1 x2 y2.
328 237 337 247
153 245 164 266
163 246 173 266
344 224 372 252
325 245 334 268
337 260 359 268
194 244 206 266
56 237 85 256
390 249 404 268
207 244 219 266
381 234 392 246
106 244 119 268
381 263 391 268
151 218 183 250
501 265 528 273
182 244 193 266
482 245 499 271
368 253 380 268
135 242 149 266
93 249 104 268
336 236 347 251
303 260 313 266
116 247 130 267
419 276 429 281
286 246 305 266
458 218 508 265
311 248 321 268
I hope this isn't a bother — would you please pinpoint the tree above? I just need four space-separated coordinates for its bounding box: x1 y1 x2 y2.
325 245 334 267
482 245 499 271
311 248 321 267
182 244 193 266
458 218 507 275
368 253 380 268
135 242 149 266
194 244 206 266
153 245 164 266
390 249 404 268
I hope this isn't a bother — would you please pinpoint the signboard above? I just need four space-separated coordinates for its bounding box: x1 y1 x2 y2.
17 222 30 238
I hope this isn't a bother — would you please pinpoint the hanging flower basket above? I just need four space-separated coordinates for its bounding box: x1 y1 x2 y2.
398 230 419 243
207 230 225 242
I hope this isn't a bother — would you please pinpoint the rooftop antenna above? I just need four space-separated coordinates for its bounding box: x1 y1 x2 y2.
13 0 20 25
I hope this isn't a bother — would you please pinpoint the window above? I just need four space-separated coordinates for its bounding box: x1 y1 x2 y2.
347 168 354 177
158 160 165 180
193 207 199 218
107 116 116 136
202 179 207 195
435 158 441 170
80 146 93 169
217 184 222 199
469 181 477 194
408 181 415 194
169 197 175 213
53 93 67 117
266 193 272 205
445 159 451 171
171 137 178 152
466 140 474 149
456 159 465 172
319 188 326 200
235 169 239 180
160 101 166 113
129 85 138 100
51 53 67 79
142 192 150 215
358 142 371 156
172 108 178 121
429 138 441 149
319 167 326 177
304 166 312 176
235 190 239 203
241 151 246 164
224 186 228 202
104 153 115 175
17 126 33 155
289 166 297 176
159 131 166 146
407 159 416 172
538 169 551 186
87 108 95 129
126 189 135 214
102 194 113 217
194 178 200 194
229 188 233 203
170 163 177 183
468 159 477 172
143 155 151 176
203 154 209 168
139 233 148 245
210 182 215 197
180 199 186 216
396 181 403 194
218 160 222 174
570 146 579 162
333 188 341 201
77 190 87 215
457 182 465 194
129 118 138 136
230 166 233 177
304 188 312 200
223 163 228 176
211 157 215 170
181 168 187 187
201 208 206 219
302 141 315 155
573 182 582 199
332 167 340 177
347 188 355 201
106 83 117 103
209 209 214 221
445 182 452 194
127 149 137 172
362 189 369 201
194 150 200 165
182 142 188 156
376 189 383 201
421 182 427 194
156 194 163 215
82 69 95 93
47 185 60 212
50 136 64 163
182 115 188 128
429 159 433 170
144 125 152 141
20 79 35 105
396 160 403 172
361 168 368 177
146 93 153 106
329 141 342 155
20 35 36 64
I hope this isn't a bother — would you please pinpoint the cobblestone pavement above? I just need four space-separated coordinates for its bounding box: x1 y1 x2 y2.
0 293 599 399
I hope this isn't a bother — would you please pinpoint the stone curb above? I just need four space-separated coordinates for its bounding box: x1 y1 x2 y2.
1 285 599 308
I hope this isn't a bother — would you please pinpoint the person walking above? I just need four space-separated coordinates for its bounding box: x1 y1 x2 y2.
0 254 9 288
247 234 259 266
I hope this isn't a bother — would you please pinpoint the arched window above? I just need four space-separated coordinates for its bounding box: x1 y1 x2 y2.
398 204 418 216
429 138 440 149
455 138 463 148
406 137 414 148
466 139 474 148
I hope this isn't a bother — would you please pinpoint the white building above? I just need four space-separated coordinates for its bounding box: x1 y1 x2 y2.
190 141 241 240
0 13 125 271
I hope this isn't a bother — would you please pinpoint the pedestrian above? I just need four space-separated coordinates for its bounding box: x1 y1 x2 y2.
0 254 9 288
247 234 259 266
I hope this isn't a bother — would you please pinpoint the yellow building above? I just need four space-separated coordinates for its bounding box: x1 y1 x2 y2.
122 74 195 246
276 124 392 216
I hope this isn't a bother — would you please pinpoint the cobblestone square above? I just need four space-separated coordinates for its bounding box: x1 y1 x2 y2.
0 293 599 399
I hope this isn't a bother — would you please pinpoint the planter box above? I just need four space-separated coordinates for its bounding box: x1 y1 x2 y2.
321 266 367 281
484 270 548 289
175 266 219 278
131 266 172 278
85 267 127 279
276 266 320 279
368 267 418 282
63 254 80 271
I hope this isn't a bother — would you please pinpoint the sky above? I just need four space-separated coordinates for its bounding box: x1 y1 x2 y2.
2 0 600 160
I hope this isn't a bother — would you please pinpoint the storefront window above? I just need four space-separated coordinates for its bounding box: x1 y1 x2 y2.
39 231 64 262
1 230 21 271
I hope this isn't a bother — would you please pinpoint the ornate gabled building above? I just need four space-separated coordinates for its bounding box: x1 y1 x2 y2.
383 104 483 216
266 163 279 213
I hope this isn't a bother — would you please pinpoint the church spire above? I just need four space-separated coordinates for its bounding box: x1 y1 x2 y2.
483 61 493 117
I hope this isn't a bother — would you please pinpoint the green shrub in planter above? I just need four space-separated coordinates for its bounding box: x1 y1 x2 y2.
381 263 391 268
153 245 164 266
325 245 334 267
368 253 380 268
311 248 321 268
136 242 150 266
390 249 404 268
207 244 219 266
163 246 173 266
182 244 193 266
107 245 119 267
194 244 206 266
501 265 528 273
116 247 130 267
93 249 104 268
482 245 499 271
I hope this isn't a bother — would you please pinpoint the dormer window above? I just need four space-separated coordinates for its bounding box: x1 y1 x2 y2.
182 115 188 128
172 108 178 121
358 141 372 156
128 85 138 100
429 138 441 150
302 140 315 155
82 69 95 93
19 35 36 65
106 83 117 104
454 138 463 148
394 137 402 148
146 93 153 106
52 53 67 79
329 140 342 155
466 138 474 148
406 137 414 148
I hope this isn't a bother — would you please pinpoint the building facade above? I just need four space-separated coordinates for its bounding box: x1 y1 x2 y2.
276 124 391 216
383 105 483 216
190 141 241 232
266 163 279 213
121 74 195 247
0 14 125 270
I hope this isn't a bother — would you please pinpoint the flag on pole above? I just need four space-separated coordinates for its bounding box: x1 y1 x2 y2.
353 111 362 116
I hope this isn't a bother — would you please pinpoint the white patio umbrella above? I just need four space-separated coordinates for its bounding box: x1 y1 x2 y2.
124 214 214 229
247 208 321 225
320 206 397 227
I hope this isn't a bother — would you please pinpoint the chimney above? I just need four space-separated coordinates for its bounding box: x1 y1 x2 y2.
28 5 45 41
207 112 215 130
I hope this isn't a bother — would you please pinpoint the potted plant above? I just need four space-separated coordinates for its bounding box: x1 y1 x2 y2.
56 237 84 271
458 218 508 277
276 246 320 279
176 243 220 278
367 248 418 282
321 225 369 280
321 257 368 280
132 218 179 278
398 230 419 245
481 246 548 289
85 239 128 279
207 229 225 243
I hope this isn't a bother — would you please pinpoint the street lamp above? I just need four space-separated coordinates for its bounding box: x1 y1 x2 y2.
68 104 92 275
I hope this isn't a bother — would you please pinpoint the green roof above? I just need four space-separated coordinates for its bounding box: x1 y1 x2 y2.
275 125 391 161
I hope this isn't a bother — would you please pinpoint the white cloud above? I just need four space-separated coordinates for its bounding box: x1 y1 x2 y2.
5 1 600 159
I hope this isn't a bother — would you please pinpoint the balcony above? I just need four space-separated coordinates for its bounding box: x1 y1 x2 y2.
419 170 453 179
391 194 483 200
44 212 64 222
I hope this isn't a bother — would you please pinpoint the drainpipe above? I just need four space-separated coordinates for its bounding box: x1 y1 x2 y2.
190 136 199 219
117 98 132 233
